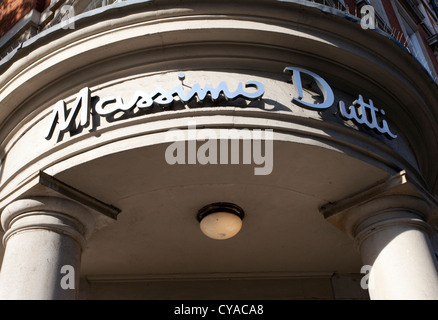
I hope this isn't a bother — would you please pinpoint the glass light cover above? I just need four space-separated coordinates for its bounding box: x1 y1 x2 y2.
199 211 243 240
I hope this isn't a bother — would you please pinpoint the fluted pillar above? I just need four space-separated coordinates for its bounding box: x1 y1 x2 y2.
0 197 95 299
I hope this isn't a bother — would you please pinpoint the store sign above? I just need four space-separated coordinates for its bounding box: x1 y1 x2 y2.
45 67 397 140
284 67 397 139
44 74 264 140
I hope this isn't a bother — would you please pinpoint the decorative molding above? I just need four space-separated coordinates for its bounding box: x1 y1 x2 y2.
1 196 96 247
400 0 425 24
320 170 438 219
354 216 433 250
86 271 335 283
320 170 438 237
39 171 121 220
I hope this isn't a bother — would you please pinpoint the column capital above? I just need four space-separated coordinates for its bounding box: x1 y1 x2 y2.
347 194 432 237
322 192 435 242
320 171 438 240
320 172 438 299
1 196 96 248
352 206 433 251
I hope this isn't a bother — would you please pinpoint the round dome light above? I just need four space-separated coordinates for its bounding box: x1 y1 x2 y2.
197 202 245 240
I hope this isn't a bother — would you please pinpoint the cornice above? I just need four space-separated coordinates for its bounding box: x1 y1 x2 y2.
0 0 437 195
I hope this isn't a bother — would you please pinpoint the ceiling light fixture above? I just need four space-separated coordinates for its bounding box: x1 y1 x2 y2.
197 202 245 240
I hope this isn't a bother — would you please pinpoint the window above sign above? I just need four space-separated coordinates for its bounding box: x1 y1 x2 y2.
392 0 438 79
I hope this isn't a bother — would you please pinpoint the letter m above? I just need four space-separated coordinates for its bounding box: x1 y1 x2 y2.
45 87 91 140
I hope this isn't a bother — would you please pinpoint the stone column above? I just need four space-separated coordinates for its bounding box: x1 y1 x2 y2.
346 195 438 300
0 197 95 299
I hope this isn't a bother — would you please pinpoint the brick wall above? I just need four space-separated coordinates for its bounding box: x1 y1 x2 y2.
344 0 358 16
380 0 408 44
418 25 438 71
0 0 49 38
381 1 438 74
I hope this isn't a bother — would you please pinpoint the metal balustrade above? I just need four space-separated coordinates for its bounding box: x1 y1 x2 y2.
0 0 436 82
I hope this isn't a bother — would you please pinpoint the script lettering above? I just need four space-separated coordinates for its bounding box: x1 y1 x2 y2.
93 74 265 119
284 66 334 110
44 68 397 141
339 95 397 139
45 87 91 139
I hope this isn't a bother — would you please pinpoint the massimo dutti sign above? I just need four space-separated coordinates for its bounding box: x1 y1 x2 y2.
44 67 397 141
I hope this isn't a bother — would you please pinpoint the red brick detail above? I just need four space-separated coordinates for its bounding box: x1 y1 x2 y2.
344 0 358 16
418 25 438 73
381 1 437 74
380 0 407 44
0 0 49 38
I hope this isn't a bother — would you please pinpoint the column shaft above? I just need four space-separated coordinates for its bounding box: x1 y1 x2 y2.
0 197 95 300
0 229 81 299
358 215 438 299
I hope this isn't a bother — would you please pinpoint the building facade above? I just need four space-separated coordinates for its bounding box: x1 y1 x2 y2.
0 0 438 300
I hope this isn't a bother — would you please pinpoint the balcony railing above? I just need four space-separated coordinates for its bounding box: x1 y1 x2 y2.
0 0 127 61
0 0 436 83
84 0 125 11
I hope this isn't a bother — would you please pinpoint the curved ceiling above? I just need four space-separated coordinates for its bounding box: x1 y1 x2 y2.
44 138 390 276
